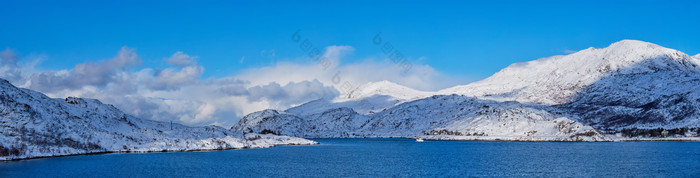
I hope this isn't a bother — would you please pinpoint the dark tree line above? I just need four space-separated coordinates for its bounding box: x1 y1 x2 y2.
0 144 26 157
620 127 700 138
259 129 281 135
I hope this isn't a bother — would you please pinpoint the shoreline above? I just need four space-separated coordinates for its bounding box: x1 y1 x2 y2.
5 136 698 161
1 141 319 162
303 136 700 142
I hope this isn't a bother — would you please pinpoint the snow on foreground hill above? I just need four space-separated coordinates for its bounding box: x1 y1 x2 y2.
233 40 700 141
0 80 316 161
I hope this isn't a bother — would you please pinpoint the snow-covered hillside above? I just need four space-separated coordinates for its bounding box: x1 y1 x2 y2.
439 40 700 104
438 40 700 129
342 80 433 102
233 40 700 140
286 81 434 116
233 94 609 141
0 79 316 160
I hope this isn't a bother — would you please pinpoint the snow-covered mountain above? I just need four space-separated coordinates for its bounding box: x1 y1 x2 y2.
233 40 700 140
439 40 700 104
285 80 434 116
342 80 433 101
233 94 608 141
0 79 316 160
439 40 700 129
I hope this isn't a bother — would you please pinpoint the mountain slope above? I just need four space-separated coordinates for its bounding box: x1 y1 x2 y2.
342 80 433 101
558 62 700 130
0 79 315 160
233 40 700 140
286 81 433 116
438 40 700 129
234 95 609 141
439 40 700 105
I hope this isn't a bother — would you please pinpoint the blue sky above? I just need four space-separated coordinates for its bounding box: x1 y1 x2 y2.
2 0 700 126
3 0 699 79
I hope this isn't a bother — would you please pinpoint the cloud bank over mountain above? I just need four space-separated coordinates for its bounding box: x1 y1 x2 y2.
0 46 460 127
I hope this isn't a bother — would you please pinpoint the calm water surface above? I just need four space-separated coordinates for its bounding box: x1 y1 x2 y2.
1 139 699 177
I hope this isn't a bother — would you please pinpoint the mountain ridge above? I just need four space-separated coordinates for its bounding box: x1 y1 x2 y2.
235 40 700 140
0 79 316 160
342 80 433 101
438 39 700 104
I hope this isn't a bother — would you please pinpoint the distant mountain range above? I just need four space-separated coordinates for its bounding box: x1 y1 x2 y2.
0 80 316 160
233 40 700 141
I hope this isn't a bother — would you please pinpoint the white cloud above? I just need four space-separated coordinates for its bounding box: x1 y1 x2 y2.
0 48 19 67
28 46 141 92
147 65 203 90
237 45 463 93
166 51 197 67
3 45 466 127
0 48 24 83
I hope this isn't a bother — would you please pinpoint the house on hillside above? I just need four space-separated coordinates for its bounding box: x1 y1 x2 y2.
615 133 623 137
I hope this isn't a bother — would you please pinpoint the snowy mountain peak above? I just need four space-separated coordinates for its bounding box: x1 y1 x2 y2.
239 109 281 124
281 81 434 116
569 39 697 71
439 40 700 105
607 39 659 49
234 40 700 141
343 80 432 101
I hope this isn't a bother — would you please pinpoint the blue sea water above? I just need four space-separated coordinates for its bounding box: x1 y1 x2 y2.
1 139 699 177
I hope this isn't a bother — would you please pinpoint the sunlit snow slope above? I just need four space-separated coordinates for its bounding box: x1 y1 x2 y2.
234 40 700 140
0 80 315 160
